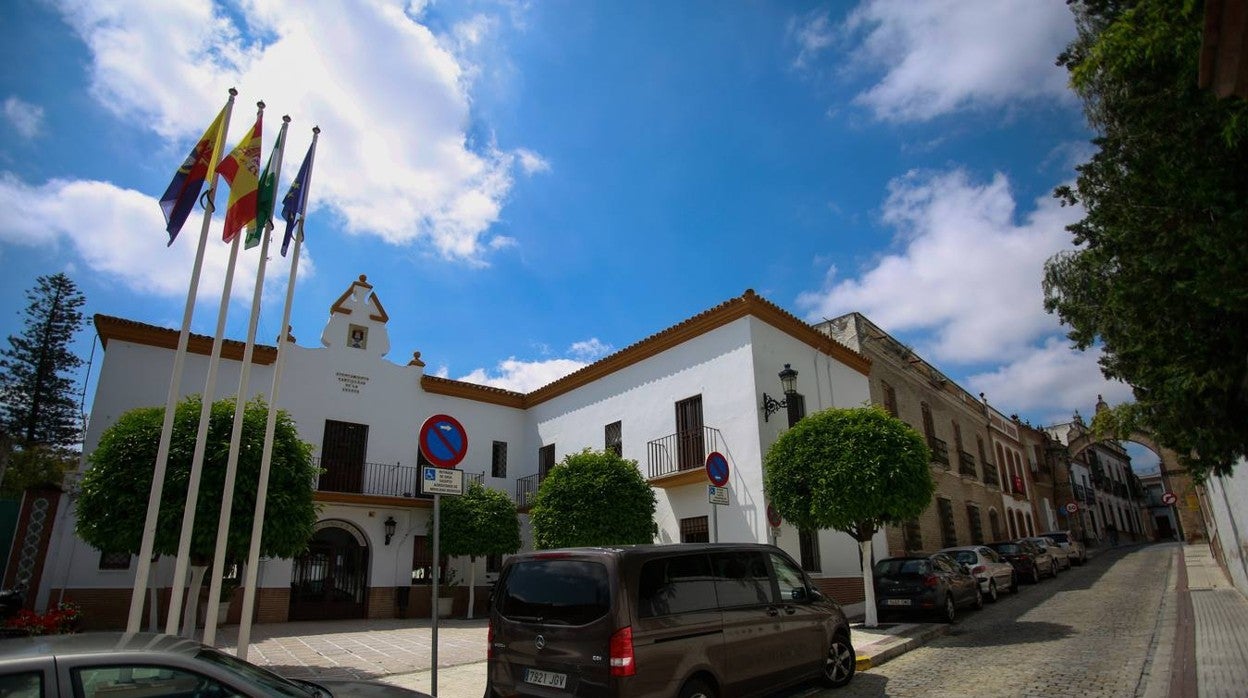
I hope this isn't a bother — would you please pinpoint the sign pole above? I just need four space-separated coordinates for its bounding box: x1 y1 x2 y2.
711 499 718 544
431 492 440 697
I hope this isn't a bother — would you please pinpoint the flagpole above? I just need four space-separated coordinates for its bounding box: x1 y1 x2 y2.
127 88 237 634
237 126 318 660
167 101 266 637
202 115 291 645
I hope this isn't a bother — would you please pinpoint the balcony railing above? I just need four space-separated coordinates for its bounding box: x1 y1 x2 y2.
313 458 484 499
647 426 724 480
928 438 949 467
516 473 541 509
958 451 977 477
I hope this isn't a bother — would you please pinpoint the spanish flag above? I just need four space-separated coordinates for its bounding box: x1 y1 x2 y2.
217 110 264 243
159 105 228 245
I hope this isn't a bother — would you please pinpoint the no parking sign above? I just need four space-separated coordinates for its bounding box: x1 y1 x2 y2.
419 414 468 469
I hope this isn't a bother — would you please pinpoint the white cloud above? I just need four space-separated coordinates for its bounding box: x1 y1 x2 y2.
843 0 1075 122
457 337 611 392
569 338 612 360
458 357 586 393
4 97 45 139
49 0 527 262
0 173 314 305
789 9 836 69
966 338 1133 424
798 168 1082 364
516 148 551 175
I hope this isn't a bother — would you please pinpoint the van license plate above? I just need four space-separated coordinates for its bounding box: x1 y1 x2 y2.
884 599 911 606
525 669 568 689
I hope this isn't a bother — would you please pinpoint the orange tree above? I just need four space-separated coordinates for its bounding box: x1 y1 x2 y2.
764 406 933 627
530 449 656 549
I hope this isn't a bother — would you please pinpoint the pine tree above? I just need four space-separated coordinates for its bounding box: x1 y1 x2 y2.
0 273 87 451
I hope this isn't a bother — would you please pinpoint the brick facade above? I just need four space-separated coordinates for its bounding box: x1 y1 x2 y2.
821 314 1009 557
814 576 864 605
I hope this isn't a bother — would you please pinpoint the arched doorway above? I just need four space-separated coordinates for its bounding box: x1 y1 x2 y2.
289 520 370 621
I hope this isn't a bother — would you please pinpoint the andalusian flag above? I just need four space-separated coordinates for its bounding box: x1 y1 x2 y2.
159 105 228 245
247 125 286 249
217 111 263 244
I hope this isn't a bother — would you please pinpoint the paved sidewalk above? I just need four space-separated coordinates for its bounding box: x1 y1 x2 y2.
215 542 1248 698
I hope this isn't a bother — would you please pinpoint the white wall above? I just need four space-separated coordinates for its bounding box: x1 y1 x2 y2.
1203 461 1248 597
42 289 874 612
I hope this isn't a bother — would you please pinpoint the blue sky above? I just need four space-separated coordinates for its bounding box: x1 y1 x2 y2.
0 1 1159 471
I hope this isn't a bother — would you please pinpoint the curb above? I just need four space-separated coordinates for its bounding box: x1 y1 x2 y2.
854 624 951 671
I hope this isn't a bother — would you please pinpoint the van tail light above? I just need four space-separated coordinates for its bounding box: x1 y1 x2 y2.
609 626 636 677
487 619 495 660
922 574 940 589
971 565 987 576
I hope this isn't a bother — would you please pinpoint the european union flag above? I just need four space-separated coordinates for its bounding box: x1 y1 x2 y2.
280 136 317 256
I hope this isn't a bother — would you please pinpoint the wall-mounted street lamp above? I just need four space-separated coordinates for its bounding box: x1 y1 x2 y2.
384 516 397 545
762 364 799 422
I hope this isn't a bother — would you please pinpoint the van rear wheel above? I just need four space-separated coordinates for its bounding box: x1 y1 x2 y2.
822 633 856 687
679 678 716 698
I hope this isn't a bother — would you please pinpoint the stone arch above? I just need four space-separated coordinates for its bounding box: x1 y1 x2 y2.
1065 428 1205 543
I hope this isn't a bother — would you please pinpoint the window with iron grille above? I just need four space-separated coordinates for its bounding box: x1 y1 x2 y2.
492 441 507 478
937 498 957 548
605 421 622 456
881 381 898 417
679 516 709 543
98 551 131 570
903 519 923 552
411 535 433 584
989 509 1002 541
539 444 556 479
921 402 935 441
486 553 502 574
799 529 821 572
966 504 984 544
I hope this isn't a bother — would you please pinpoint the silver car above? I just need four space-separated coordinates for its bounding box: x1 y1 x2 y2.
937 546 1018 602
1025 536 1072 571
0 632 430 697
1041 530 1087 565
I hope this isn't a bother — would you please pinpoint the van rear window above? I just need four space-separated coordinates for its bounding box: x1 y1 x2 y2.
498 560 610 626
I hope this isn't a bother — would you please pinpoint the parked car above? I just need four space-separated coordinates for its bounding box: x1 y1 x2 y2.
0 631 429 697
1041 530 1087 565
873 553 982 623
937 546 1018 601
1025 536 1071 571
987 539 1056 583
487 543 856 697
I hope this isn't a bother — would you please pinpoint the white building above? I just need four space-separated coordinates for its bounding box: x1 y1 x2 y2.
32 278 878 629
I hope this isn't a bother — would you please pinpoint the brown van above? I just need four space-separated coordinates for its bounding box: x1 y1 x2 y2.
485 543 856 697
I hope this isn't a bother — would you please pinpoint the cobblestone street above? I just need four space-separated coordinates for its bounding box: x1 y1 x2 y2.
799 545 1171 698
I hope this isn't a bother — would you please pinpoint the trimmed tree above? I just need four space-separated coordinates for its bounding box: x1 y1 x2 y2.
530 449 657 549
433 481 521 618
76 395 319 624
1044 0 1248 481
764 406 933 627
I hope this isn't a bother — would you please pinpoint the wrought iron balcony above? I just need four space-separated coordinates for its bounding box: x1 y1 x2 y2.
516 473 541 510
928 437 949 467
647 426 724 480
958 451 977 477
313 457 484 499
